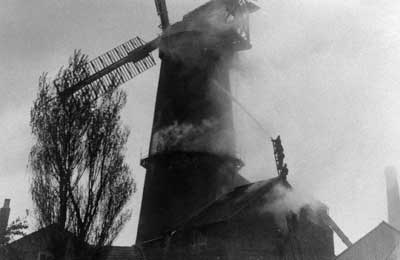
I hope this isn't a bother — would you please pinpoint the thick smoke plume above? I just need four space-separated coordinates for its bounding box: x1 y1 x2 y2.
150 119 234 155
260 183 324 233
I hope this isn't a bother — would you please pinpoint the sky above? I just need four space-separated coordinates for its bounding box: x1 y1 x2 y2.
1 0 400 254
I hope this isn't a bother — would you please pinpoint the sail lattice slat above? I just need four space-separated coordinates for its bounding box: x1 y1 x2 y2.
72 36 156 100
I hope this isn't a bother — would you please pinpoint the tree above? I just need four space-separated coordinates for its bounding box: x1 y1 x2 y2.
29 51 135 256
0 217 28 246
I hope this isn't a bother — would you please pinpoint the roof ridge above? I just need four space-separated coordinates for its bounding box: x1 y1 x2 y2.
381 221 400 235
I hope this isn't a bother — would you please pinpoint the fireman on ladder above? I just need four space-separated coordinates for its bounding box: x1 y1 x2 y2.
271 135 288 180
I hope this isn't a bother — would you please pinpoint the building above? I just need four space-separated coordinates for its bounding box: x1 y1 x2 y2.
335 167 400 259
386 166 400 231
0 224 145 260
336 222 400 260
135 2 336 258
7 1 337 259
0 224 77 260
140 177 335 260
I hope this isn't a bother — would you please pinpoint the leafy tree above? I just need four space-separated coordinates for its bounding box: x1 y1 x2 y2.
29 51 135 255
0 217 28 246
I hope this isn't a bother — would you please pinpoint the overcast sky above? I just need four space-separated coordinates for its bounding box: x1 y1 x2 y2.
1 0 400 254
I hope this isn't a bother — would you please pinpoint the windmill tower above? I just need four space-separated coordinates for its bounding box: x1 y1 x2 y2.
57 0 259 244
138 0 258 243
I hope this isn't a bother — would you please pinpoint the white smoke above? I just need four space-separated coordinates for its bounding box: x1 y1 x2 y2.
150 118 235 155
260 183 325 233
183 0 244 34
160 0 251 64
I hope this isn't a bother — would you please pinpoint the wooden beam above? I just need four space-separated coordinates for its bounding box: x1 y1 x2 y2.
154 0 170 30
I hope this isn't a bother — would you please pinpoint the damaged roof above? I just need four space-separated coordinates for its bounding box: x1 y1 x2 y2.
184 177 289 228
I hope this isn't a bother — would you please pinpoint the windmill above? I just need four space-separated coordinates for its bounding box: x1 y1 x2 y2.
57 0 259 244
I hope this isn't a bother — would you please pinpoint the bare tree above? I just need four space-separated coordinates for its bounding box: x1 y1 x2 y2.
29 51 135 256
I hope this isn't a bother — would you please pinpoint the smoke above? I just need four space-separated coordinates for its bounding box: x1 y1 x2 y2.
160 0 251 65
182 0 243 34
150 118 234 155
260 183 324 233
151 119 216 152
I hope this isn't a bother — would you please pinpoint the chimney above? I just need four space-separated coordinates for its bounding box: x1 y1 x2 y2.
0 199 10 233
385 167 400 230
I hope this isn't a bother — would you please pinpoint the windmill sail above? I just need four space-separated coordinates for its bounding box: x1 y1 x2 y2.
154 0 170 30
61 36 158 100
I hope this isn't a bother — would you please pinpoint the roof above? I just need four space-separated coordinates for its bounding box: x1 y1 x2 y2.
336 222 400 260
184 177 289 227
6 223 76 247
0 224 79 259
97 246 145 260
2 225 144 260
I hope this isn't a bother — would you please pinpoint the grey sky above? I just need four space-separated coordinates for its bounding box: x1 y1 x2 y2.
1 0 400 253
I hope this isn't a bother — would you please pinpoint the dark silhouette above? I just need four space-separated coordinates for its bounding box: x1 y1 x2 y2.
29 51 135 258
